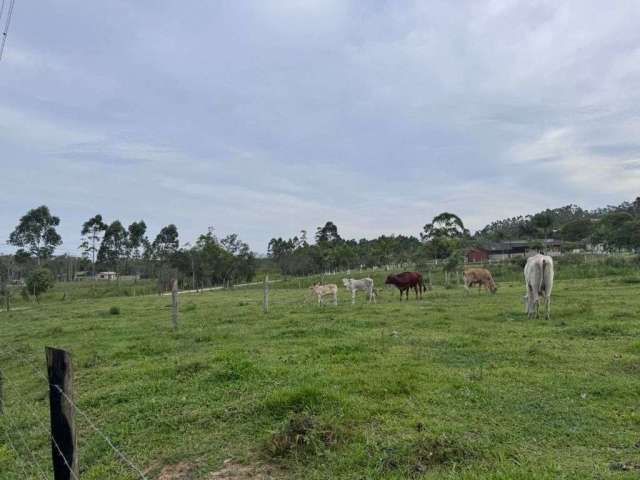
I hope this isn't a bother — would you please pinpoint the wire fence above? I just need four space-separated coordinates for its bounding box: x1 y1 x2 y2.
0 343 149 480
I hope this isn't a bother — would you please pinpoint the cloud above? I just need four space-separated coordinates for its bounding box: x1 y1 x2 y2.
1 1 640 253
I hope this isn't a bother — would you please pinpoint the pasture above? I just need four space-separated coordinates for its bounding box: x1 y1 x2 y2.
1 272 640 479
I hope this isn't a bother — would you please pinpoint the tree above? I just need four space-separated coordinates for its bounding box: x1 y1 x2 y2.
98 221 128 273
8 205 62 264
125 220 147 274
153 224 179 262
316 221 341 244
24 267 55 302
80 214 108 278
531 212 554 239
0 256 14 311
421 212 468 260
560 218 593 242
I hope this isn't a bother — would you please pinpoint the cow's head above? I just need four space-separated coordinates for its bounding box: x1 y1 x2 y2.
384 275 394 285
342 278 351 288
490 283 498 294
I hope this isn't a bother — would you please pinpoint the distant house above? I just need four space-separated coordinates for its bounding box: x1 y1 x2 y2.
466 240 563 262
466 247 489 262
96 271 117 281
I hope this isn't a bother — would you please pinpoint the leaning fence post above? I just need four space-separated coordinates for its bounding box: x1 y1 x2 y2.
45 347 79 480
171 279 179 330
263 275 270 313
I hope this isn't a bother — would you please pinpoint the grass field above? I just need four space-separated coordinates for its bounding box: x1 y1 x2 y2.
1 272 640 479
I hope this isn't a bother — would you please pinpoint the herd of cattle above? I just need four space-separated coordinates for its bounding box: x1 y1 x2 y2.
309 253 555 319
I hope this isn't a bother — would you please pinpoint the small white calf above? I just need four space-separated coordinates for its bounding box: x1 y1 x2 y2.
342 277 376 304
309 283 338 306
524 254 554 319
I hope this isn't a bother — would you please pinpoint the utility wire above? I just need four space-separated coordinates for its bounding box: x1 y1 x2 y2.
0 0 16 62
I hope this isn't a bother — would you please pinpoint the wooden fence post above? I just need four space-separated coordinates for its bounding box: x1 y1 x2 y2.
263 275 269 313
45 347 78 480
171 279 179 330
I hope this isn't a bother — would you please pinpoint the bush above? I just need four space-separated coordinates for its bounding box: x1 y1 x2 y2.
109 306 120 315
605 256 627 268
24 267 55 302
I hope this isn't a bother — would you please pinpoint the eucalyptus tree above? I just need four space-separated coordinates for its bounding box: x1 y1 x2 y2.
80 214 108 278
421 212 469 260
98 221 128 276
8 205 62 265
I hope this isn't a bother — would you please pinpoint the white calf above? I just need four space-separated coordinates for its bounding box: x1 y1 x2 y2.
342 277 376 304
309 283 338 305
524 254 554 319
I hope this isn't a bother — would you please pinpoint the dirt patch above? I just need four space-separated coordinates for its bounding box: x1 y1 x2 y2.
208 460 282 479
157 462 195 480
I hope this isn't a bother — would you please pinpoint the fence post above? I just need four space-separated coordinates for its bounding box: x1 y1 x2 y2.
171 279 179 330
45 347 79 480
263 275 269 313
0 369 3 415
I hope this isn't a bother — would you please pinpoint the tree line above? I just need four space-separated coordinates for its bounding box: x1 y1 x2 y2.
1 205 257 301
475 197 640 251
2 196 639 301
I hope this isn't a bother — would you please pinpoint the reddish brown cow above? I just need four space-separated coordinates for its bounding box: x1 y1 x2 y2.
385 272 426 300
463 268 497 294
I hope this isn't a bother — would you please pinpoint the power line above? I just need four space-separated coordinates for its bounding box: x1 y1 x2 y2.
0 0 16 62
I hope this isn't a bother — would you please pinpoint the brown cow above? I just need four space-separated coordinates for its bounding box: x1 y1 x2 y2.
463 268 497 294
385 272 426 300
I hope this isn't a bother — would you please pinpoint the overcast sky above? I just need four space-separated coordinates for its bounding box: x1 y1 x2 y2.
1 1 639 254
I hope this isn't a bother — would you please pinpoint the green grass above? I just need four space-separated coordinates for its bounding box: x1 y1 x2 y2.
1 276 640 479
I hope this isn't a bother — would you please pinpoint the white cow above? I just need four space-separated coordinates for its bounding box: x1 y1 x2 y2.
524 254 554 319
309 283 338 305
342 277 376 304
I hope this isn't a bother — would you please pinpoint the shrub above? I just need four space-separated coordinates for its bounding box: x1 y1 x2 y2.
109 306 120 315
24 267 55 302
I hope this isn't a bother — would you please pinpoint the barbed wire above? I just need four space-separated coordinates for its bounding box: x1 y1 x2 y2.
0 406 49 480
2 377 78 480
1 426 34 479
0 343 149 479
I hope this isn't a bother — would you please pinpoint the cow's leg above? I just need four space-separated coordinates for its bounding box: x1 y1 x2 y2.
334 291 338 306
351 289 355 305
545 295 551 320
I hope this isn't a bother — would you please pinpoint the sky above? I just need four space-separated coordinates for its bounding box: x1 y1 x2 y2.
1 1 640 255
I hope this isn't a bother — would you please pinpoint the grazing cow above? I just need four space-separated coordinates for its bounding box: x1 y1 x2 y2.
309 283 338 306
384 272 426 300
463 268 497 294
342 277 376 304
523 254 554 319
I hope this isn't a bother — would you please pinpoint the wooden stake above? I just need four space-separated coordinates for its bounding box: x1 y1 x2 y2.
263 275 270 313
171 279 179 330
46 347 78 480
